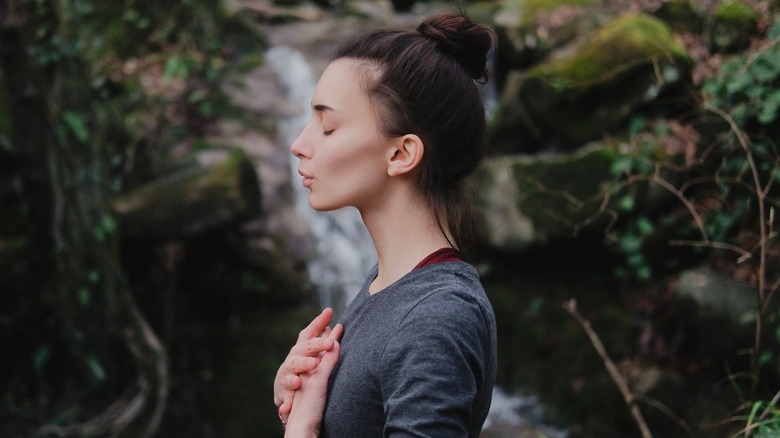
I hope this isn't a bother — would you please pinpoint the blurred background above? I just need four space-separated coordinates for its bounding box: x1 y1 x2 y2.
1 0 779 436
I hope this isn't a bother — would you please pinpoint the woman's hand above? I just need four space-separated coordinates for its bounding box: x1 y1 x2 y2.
283 339 340 438
275 308 343 422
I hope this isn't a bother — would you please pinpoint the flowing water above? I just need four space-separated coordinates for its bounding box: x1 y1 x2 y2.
265 44 567 438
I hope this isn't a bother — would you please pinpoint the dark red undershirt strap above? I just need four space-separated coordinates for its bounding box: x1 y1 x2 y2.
412 248 463 270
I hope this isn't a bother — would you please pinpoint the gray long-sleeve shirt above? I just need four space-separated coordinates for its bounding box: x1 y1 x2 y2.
321 261 497 438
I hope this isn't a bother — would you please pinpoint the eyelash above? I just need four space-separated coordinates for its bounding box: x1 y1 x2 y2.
323 129 334 136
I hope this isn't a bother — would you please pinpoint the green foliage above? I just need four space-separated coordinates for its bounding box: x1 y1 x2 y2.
736 399 780 437
605 15 780 284
702 16 780 126
62 111 89 142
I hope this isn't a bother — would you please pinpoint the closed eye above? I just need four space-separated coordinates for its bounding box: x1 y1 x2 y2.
324 129 334 136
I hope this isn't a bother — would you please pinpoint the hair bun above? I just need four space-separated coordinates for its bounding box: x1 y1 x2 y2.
417 13 493 81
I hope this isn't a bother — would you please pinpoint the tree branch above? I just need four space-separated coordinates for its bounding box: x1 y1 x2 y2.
563 299 653 438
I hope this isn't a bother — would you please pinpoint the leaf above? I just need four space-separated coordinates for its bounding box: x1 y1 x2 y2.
62 111 89 143
749 56 780 83
87 356 106 381
758 350 773 366
726 72 752 96
619 232 642 252
33 346 51 372
618 195 635 212
610 157 633 176
758 89 780 125
88 270 99 284
78 287 90 308
636 216 654 235
163 54 195 81
628 116 646 135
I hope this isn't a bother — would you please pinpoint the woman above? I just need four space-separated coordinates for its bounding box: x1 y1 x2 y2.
274 12 498 437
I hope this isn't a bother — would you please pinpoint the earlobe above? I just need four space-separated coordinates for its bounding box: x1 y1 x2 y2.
387 134 424 177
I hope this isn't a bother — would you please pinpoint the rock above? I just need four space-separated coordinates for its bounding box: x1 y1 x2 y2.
492 0 604 74
473 134 684 252
708 1 760 53
652 0 705 34
492 13 692 151
114 148 261 240
674 264 757 327
474 143 620 251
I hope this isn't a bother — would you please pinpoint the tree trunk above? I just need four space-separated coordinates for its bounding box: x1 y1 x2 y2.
1 1 168 436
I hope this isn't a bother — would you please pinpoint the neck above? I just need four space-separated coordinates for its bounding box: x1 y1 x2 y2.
359 186 451 295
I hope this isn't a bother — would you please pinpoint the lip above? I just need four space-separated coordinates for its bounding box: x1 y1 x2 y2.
298 169 313 188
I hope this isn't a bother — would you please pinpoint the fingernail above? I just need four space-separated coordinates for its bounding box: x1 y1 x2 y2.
278 411 286 425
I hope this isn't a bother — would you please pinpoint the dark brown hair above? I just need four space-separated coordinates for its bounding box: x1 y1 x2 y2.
335 12 493 257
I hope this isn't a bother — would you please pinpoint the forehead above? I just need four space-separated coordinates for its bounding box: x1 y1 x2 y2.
313 59 371 108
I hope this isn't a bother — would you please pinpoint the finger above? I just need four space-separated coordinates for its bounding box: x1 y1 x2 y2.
330 323 344 341
278 398 292 423
283 356 319 377
317 340 340 374
283 373 303 391
297 308 334 342
290 336 335 358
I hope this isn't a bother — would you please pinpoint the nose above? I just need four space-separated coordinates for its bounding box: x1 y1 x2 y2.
290 122 312 158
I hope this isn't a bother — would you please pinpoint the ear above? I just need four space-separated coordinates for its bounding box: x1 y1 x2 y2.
387 134 424 177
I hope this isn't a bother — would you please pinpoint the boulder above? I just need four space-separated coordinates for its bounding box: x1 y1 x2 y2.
474 143 620 251
708 1 760 53
674 264 758 327
491 13 693 152
492 0 605 74
114 148 261 240
652 0 705 34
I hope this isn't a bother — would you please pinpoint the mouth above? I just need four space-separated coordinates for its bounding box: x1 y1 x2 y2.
298 169 313 188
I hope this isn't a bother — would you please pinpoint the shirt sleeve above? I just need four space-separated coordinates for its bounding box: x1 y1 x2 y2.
379 290 491 438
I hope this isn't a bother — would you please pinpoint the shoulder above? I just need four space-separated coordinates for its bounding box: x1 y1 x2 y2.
395 262 496 341
408 262 493 321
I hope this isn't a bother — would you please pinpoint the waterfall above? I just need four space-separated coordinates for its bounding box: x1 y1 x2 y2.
266 46 376 315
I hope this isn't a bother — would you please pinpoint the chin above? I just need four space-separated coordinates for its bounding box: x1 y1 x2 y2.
308 197 340 212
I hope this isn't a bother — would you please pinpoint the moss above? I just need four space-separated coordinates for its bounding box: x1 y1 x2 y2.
714 1 760 32
500 0 604 26
529 13 691 90
511 145 621 241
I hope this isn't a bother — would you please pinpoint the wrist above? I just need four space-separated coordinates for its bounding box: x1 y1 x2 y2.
283 420 320 438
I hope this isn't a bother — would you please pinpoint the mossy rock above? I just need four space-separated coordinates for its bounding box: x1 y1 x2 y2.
708 1 760 53
496 13 692 149
653 0 705 34
474 132 684 252
492 0 607 72
474 143 621 251
114 148 261 240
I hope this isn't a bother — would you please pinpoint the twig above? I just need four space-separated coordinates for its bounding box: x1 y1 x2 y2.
667 239 754 262
706 105 772 398
651 170 709 242
563 299 654 438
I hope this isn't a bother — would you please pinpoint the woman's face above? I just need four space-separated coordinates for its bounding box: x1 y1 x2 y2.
290 59 394 212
